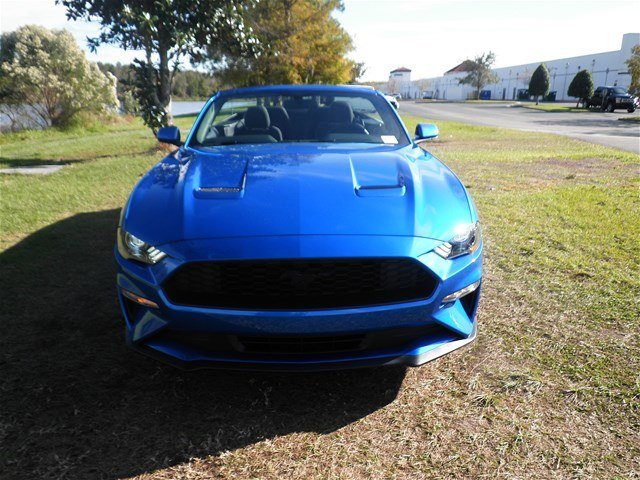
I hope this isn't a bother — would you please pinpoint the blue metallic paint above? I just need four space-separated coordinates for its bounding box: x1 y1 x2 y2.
117 85 483 370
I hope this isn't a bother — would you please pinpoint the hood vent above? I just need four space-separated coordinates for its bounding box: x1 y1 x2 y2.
194 165 247 199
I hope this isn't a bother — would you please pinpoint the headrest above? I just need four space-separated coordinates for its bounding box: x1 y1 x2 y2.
244 106 270 129
266 106 290 123
328 101 354 124
283 97 319 111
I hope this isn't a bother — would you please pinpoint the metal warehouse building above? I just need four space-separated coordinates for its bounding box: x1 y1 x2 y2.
391 33 639 101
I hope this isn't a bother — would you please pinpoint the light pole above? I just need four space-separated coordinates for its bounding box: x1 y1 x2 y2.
506 69 511 100
591 58 596 73
563 62 569 101
515 72 519 99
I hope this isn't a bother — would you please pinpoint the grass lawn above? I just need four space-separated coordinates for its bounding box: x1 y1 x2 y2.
1 114 639 479
519 103 588 112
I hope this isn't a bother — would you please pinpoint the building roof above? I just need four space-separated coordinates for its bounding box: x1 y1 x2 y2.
444 60 476 74
390 67 412 73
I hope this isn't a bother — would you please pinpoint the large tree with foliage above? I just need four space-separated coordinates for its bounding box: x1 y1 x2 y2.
215 0 359 86
458 52 499 100
529 63 550 105
0 25 117 130
567 70 594 107
59 0 256 132
626 44 640 95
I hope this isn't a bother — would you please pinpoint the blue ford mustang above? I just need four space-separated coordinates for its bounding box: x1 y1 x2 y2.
116 85 482 371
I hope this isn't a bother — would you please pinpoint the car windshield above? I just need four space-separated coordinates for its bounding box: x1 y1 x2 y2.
189 91 409 147
611 87 627 94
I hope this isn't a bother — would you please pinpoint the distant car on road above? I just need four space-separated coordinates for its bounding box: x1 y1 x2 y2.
586 86 637 113
384 94 399 110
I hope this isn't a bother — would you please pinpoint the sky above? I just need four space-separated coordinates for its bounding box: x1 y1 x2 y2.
2 0 639 81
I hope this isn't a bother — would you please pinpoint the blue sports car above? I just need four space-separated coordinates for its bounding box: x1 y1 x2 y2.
116 85 482 370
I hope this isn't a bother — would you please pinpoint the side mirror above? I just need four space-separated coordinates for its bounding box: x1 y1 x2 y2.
157 126 182 146
414 123 439 144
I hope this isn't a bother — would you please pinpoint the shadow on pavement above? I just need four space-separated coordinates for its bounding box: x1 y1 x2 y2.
0 209 405 479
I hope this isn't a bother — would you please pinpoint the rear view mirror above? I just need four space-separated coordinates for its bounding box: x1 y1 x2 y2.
157 126 182 146
414 123 439 144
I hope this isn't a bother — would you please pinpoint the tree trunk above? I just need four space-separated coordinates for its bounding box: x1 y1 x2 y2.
157 43 173 125
576 99 580 108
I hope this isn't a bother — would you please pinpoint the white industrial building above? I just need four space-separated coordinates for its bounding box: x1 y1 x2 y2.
386 67 422 99
390 33 639 101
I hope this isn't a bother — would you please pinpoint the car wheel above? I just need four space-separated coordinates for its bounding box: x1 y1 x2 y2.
628 108 636 113
605 102 615 113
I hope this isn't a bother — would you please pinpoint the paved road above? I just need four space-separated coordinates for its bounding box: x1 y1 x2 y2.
402 101 640 153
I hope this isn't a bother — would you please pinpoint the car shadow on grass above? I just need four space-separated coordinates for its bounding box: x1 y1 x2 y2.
0 209 406 479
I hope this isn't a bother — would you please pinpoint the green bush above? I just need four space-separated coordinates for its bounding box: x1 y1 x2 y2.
0 25 117 129
567 70 594 107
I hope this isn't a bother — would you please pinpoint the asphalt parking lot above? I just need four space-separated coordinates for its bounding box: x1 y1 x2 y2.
402 101 640 153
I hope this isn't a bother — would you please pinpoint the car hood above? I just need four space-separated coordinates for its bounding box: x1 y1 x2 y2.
123 143 472 246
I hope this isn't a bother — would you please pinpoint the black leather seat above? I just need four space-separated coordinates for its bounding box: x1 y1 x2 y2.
266 106 292 140
315 101 367 139
283 97 319 140
235 106 282 141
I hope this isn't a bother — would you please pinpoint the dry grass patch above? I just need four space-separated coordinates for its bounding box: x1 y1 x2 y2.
1 115 639 479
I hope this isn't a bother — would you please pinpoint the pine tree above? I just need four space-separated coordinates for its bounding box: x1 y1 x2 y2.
529 63 550 105
567 70 594 108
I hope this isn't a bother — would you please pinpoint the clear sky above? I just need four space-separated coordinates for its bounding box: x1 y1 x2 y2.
2 0 639 81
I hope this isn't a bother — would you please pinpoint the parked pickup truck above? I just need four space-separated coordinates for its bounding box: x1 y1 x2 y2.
586 86 637 113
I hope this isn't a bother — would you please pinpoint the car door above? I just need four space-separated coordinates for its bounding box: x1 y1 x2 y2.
592 87 603 104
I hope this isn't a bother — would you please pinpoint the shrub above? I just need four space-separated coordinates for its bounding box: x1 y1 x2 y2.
0 25 117 129
567 70 594 107
529 64 550 104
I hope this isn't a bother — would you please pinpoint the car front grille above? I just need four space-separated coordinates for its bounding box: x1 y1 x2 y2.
162 258 438 310
237 334 365 354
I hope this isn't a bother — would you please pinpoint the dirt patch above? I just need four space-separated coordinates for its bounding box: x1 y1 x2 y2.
455 157 638 192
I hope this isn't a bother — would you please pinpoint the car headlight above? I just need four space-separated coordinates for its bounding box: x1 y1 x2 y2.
117 228 167 264
434 222 481 259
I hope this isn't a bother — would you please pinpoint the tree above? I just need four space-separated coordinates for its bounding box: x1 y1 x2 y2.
215 0 357 86
59 0 256 132
529 63 550 104
0 25 117 129
349 62 366 85
567 70 594 107
457 52 499 100
626 44 640 95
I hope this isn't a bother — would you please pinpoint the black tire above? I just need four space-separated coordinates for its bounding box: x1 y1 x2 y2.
605 102 615 113
628 108 636 113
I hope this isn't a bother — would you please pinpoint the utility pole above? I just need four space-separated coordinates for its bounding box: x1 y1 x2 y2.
563 62 569 101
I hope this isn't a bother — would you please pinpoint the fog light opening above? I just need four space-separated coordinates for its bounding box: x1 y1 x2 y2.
440 280 481 308
121 289 159 309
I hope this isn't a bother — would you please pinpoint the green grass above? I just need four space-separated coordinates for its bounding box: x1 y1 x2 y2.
519 103 587 112
619 116 640 122
1 114 639 479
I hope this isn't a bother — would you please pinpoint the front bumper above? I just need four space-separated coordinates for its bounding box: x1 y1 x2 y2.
116 235 482 371
613 99 636 109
